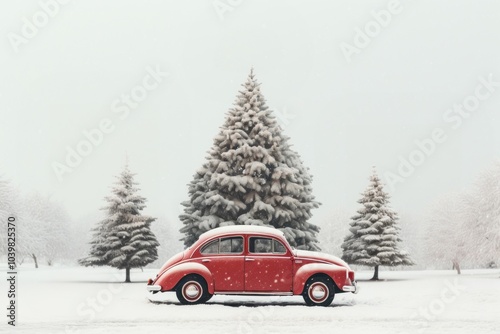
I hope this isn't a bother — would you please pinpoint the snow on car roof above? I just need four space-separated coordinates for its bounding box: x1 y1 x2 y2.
199 225 285 240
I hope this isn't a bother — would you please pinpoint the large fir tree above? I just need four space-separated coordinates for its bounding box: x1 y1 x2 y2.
180 69 320 250
341 168 413 280
79 164 159 282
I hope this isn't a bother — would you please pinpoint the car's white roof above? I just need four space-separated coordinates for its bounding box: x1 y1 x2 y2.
199 225 285 240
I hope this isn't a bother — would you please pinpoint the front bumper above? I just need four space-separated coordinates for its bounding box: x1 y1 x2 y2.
342 281 358 294
146 284 162 292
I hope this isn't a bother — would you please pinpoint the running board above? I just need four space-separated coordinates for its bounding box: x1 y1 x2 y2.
214 291 294 296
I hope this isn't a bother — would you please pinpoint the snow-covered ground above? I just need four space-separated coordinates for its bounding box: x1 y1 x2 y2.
2 266 499 333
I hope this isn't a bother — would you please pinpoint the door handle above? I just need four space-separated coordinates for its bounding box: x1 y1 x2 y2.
245 258 255 262
202 259 211 263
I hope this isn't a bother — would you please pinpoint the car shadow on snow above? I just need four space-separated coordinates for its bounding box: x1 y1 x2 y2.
148 299 354 308
70 280 149 284
355 278 410 282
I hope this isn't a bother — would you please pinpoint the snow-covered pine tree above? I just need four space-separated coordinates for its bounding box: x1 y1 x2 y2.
79 164 159 282
341 168 413 280
279 141 321 247
180 69 320 250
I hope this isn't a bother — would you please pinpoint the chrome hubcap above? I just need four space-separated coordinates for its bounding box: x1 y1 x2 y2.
185 284 200 298
309 282 329 303
183 281 202 301
312 285 326 299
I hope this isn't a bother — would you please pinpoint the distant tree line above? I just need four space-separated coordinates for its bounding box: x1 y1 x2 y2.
0 176 70 267
425 161 500 273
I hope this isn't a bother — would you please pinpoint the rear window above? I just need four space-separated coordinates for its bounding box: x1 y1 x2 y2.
200 240 219 254
200 237 243 254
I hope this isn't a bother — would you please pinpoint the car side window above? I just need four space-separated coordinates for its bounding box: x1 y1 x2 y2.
200 239 219 254
273 239 286 254
249 237 286 254
220 237 244 253
251 238 272 253
201 237 243 254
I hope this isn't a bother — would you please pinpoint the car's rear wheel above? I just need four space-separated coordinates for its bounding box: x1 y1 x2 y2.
176 275 211 305
302 275 335 306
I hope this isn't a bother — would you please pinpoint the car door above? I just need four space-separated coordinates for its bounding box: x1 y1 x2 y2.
244 236 293 292
199 236 245 292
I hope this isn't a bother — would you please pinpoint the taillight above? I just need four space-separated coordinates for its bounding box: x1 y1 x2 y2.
147 278 153 285
349 271 355 282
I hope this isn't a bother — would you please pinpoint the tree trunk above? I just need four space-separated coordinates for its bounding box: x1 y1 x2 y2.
371 265 379 280
452 260 461 275
125 267 131 283
32 254 38 269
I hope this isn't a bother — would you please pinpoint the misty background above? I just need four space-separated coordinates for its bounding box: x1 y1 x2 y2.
1 0 500 267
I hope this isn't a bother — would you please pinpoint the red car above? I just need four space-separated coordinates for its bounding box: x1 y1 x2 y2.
147 225 357 306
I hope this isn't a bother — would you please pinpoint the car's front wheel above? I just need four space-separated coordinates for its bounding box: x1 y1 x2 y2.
302 275 335 306
176 275 211 305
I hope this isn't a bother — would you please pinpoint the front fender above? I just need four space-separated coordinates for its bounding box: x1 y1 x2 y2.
293 263 347 295
155 262 215 294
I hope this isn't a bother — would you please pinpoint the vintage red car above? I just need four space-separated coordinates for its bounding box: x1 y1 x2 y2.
147 225 357 306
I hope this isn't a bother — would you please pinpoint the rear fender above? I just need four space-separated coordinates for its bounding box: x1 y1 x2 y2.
293 263 347 295
155 262 214 294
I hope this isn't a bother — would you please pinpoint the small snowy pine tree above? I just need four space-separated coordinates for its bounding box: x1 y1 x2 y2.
342 168 413 280
180 69 320 250
79 164 159 282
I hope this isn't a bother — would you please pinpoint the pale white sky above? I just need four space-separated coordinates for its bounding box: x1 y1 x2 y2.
1 0 500 231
